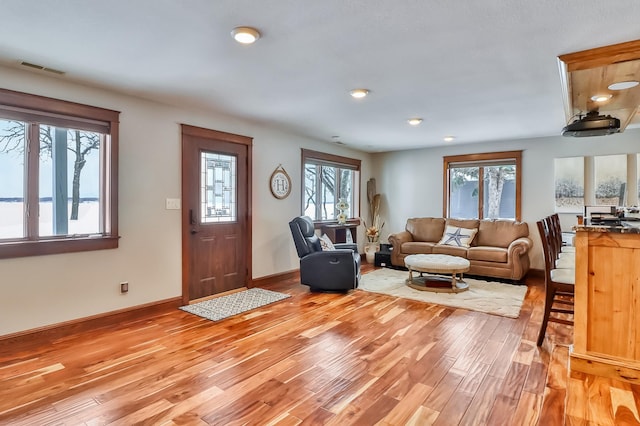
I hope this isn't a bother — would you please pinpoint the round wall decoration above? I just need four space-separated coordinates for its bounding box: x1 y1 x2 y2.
270 165 291 199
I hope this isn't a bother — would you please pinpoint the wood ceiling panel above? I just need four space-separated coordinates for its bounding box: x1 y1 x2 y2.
558 40 640 131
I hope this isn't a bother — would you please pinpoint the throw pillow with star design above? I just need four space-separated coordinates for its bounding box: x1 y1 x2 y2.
438 225 478 248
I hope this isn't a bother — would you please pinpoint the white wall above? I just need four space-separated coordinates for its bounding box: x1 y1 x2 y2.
5 65 637 336
373 129 640 270
0 66 373 335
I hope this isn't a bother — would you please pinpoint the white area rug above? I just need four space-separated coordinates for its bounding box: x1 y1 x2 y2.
359 268 527 318
180 288 290 322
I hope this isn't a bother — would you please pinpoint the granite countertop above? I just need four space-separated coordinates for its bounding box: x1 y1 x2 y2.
573 224 640 233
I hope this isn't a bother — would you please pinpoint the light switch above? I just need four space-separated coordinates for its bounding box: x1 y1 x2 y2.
165 198 181 210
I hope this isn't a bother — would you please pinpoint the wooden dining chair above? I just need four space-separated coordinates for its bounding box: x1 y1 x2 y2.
545 215 575 269
549 213 576 255
536 218 575 346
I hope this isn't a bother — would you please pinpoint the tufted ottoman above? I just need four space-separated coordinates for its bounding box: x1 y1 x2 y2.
404 254 470 293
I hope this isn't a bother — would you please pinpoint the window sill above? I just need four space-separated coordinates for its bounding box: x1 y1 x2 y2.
0 235 120 259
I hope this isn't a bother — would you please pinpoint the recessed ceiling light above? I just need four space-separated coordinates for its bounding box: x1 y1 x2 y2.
231 27 261 44
590 94 613 102
407 118 423 126
349 89 369 99
444 136 455 142
608 81 639 91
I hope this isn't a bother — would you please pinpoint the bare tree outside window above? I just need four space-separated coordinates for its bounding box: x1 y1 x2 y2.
321 166 335 220
444 151 521 221
0 88 119 259
0 121 99 221
301 149 361 222
484 165 515 219
449 167 479 218
449 164 516 219
304 164 317 214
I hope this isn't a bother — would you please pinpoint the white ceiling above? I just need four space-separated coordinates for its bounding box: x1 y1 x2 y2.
1 0 639 152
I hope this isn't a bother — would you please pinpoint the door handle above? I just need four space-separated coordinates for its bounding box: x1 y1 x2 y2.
189 209 199 235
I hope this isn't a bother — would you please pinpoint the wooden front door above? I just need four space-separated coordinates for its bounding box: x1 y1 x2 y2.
181 125 252 303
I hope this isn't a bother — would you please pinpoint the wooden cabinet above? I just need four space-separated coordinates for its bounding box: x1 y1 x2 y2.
571 229 640 383
320 224 357 244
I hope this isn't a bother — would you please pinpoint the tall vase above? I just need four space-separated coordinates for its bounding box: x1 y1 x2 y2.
364 242 380 264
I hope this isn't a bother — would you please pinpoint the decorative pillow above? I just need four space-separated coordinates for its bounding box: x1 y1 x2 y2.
438 226 478 248
320 234 336 251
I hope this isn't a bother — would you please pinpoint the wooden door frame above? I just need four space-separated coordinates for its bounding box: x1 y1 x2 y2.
180 124 253 304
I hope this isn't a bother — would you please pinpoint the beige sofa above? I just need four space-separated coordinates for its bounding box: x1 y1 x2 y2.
388 217 532 281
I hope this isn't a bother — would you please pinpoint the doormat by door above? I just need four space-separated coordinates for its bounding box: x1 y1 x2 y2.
180 288 291 322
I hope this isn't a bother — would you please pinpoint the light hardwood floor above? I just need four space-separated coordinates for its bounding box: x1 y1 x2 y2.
0 265 636 425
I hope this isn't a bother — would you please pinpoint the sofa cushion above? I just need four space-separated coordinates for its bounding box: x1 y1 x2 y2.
446 218 480 230
432 244 468 257
403 241 437 254
438 225 478 248
467 246 508 263
476 220 529 248
406 217 445 242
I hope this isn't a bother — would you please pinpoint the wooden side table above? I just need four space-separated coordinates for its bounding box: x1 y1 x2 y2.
320 224 357 244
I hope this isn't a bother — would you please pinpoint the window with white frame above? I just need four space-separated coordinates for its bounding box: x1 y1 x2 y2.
302 149 360 222
0 89 119 259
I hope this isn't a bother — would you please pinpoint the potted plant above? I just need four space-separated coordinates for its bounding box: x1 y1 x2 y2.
363 179 384 263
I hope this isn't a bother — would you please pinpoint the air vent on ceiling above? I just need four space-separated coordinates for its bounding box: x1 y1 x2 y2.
20 61 65 75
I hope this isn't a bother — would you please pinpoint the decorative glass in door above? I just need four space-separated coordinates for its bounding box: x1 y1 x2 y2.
200 152 236 223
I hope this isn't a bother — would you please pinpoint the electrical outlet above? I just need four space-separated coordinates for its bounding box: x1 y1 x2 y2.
120 282 129 293
165 198 181 210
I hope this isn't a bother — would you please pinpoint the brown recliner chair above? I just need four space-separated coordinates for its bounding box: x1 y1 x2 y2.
288 216 360 292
